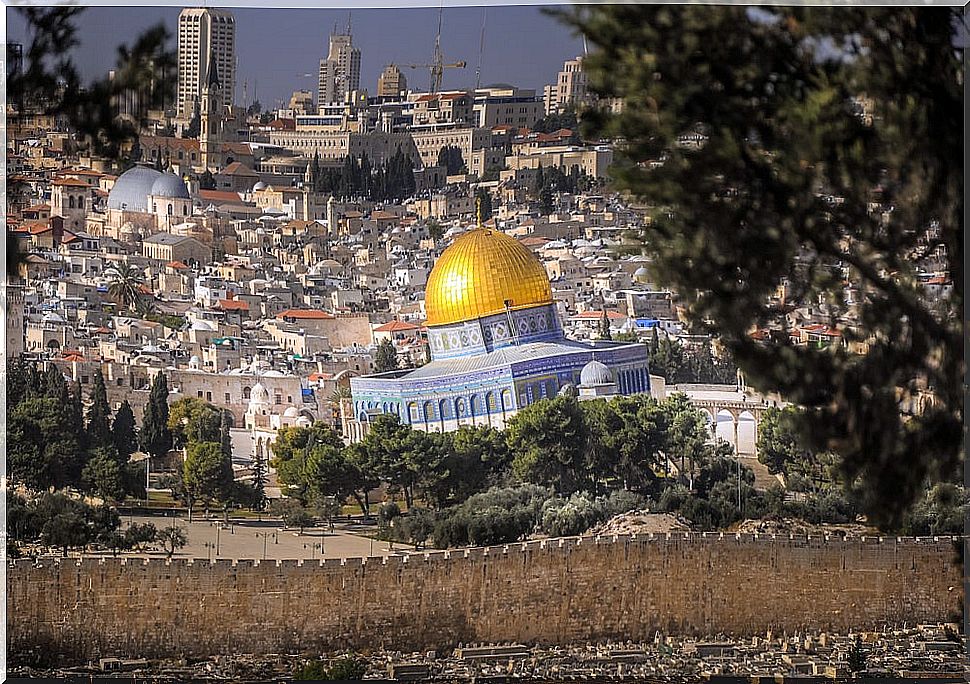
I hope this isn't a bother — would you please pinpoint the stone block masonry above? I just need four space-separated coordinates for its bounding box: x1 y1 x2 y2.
8 534 961 662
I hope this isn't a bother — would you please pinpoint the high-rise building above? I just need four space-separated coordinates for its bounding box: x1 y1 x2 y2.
545 56 587 115
317 29 361 106
377 65 407 98
177 8 235 120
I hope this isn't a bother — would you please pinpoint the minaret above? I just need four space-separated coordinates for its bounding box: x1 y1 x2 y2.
200 50 223 170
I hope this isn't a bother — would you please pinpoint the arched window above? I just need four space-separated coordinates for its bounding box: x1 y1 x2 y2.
68 196 75 209
77 196 84 210
168 204 173 216
183 205 188 215
243 386 251 400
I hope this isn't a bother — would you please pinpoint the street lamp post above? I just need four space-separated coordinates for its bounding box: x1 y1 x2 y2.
255 531 277 560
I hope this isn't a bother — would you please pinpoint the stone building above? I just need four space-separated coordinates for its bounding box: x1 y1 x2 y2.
142 234 212 266
348 228 650 439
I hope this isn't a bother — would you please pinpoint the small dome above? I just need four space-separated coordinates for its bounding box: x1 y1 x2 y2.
253 181 267 191
296 416 312 427
248 382 269 406
580 360 614 387
150 173 190 200
188 354 201 369
283 406 300 418
191 319 217 332
634 266 650 283
558 383 578 398
107 165 164 212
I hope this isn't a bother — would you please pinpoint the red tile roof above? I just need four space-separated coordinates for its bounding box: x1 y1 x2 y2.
216 299 249 311
51 178 90 187
221 161 259 177
222 142 253 156
572 310 626 320
198 189 244 203
374 320 420 333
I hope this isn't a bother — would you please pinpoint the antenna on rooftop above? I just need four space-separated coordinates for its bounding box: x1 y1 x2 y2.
475 8 487 90
346 11 352 36
583 34 589 56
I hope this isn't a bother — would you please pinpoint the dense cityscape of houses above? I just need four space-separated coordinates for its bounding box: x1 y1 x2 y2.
6 7 950 481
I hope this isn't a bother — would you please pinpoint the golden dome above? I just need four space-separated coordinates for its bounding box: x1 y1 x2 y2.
424 229 553 327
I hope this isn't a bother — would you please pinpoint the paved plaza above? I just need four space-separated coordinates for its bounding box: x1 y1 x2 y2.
115 514 412 561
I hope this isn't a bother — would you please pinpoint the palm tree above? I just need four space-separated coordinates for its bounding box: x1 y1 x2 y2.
106 264 146 312
328 385 352 425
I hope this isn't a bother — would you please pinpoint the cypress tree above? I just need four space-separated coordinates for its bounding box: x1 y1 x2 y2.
251 449 267 511
311 151 321 191
86 369 113 450
43 364 69 404
600 309 612 340
7 356 30 410
218 410 236 521
140 373 172 458
112 400 139 461
219 409 233 461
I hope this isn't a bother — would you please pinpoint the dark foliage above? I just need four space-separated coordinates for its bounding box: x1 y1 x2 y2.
556 6 964 525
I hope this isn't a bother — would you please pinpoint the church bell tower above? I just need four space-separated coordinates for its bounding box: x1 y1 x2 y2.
200 50 223 170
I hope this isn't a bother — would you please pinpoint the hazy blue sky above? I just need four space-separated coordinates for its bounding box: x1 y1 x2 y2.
7 6 585 108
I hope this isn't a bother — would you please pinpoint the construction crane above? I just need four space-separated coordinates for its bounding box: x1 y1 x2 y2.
388 8 465 94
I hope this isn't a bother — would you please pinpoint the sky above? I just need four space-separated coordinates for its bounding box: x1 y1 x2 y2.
7 5 586 108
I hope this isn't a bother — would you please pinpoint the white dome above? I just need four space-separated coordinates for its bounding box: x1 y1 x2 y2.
580 360 614 387
188 355 201 369
283 406 300 418
295 416 312 427
191 319 217 332
634 266 650 282
248 382 270 406
253 181 267 191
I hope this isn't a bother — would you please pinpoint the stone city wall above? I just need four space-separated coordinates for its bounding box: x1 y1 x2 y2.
8 534 961 661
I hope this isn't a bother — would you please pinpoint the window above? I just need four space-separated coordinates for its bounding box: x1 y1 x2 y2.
206 391 212 402
198 390 204 398
225 392 231 402
81 375 89 384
